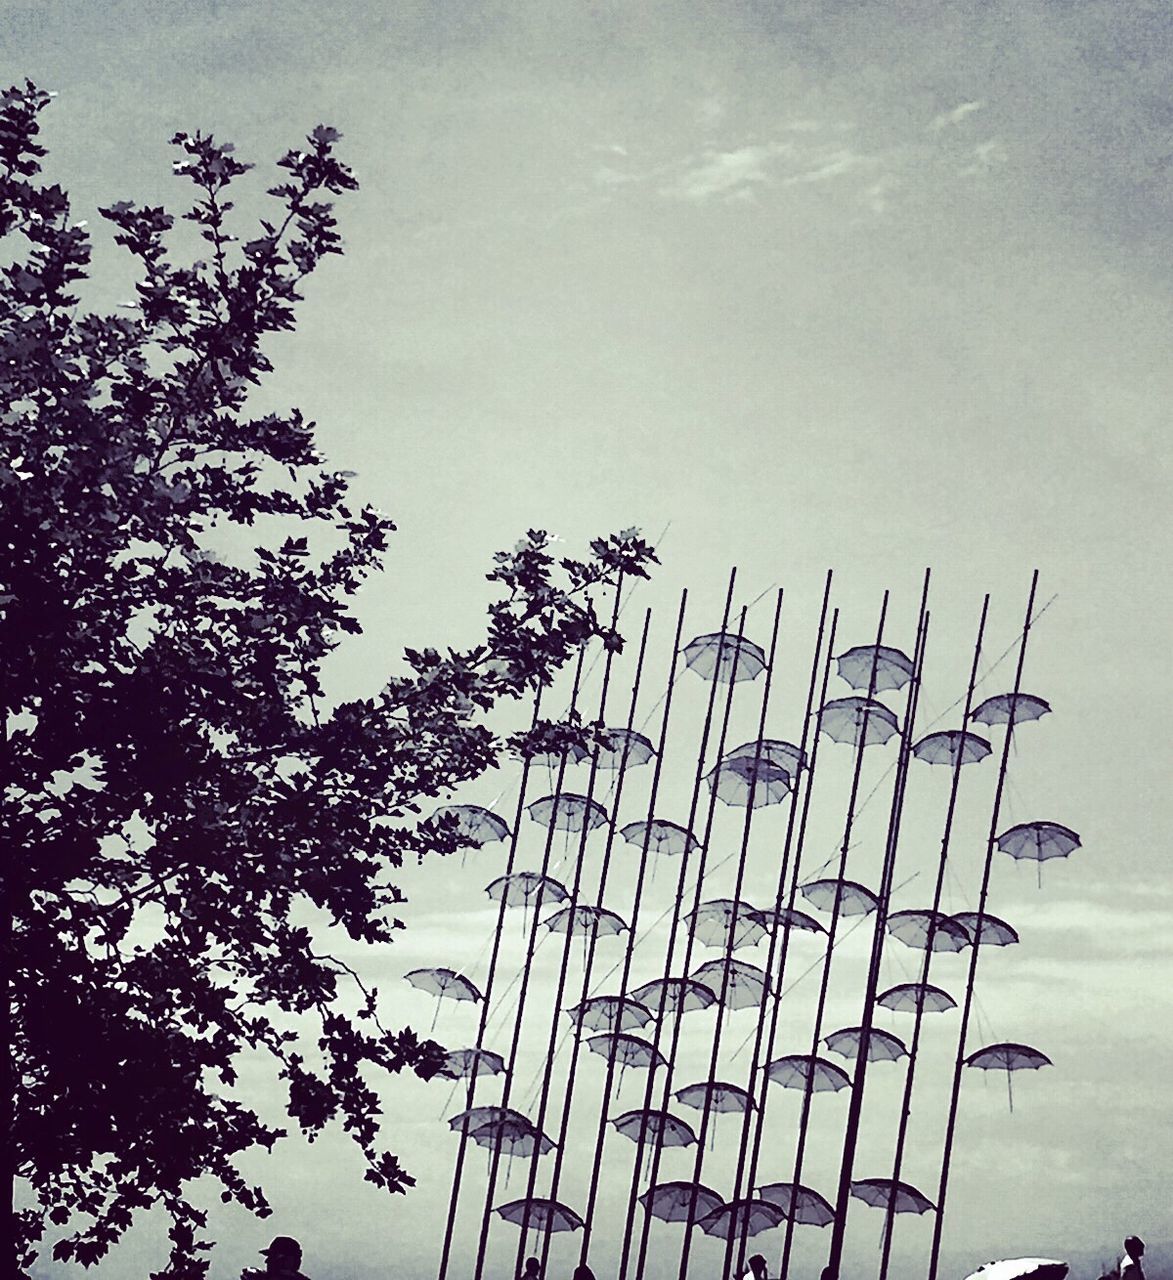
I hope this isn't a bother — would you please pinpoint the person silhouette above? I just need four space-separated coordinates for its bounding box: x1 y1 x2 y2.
740 1254 768 1280
1119 1236 1145 1280
517 1258 542 1280
572 1266 597 1280
241 1237 310 1279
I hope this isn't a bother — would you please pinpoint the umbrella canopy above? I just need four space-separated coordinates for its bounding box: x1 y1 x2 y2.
683 631 768 683
996 821 1081 864
886 909 971 953
686 899 770 950
970 693 1053 728
877 982 957 1014
756 1182 835 1227
469 1116 556 1158
963 1260 1068 1280
448 1104 530 1134
620 818 701 857
824 1025 908 1063
707 757 792 809
544 904 628 939
567 994 655 1034
768 906 827 935
766 1053 852 1093
404 968 483 1003
818 696 901 747
595 726 657 770
692 958 769 1010
485 871 569 910
965 1041 1052 1111
527 792 609 833
835 644 915 694
850 1178 935 1215
586 1033 666 1072
439 1048 507 1080
696 1198 786 1240
430 804 511 847
631 976 718 1015
912 729 992 766
495 1197 583 1233
611 1108 698 1148
724 738 808 777
952 911 1020 947
801 878 880 917
639 1181 725 1224
674 1080 755 1114
528 740 590 768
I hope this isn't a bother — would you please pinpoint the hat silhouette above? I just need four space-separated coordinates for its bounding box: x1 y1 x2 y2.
261 1237 302 1259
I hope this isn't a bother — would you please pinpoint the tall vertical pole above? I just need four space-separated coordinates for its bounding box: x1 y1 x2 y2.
926 572 1040 1280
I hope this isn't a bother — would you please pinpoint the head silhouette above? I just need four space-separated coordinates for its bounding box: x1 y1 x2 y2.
1125 1237 1145 1260
522 1259 542 1279
572 1266 596 1280
260 1237 302 1275
748 1255 768 1279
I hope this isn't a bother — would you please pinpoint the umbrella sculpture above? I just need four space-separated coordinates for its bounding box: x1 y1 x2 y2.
528 740 590 768
970 692 1053 728
824 1025 908 1063
404 968 483 1031
620 817 700 857
912 729 993 766
850 1178 935 1215
439 1048 507 1080
768 906 827 935
567 994 655 1034
952 911 1020 947
586 1033 666 1093
696 1198 787 1240
639 1180 725 1224
756 1182 835 1228
430 804 511 848
818 696 901 747
877 982 957 1014
886 909 971 953
766 1053 852 1093
674 1079 754 1150
835 643 915 694
545 903 629 967
686 899 770 950
447 1104 531 1134
595 726 657 770
724 738 808 777
486 871 569 934
631 976 718 1015
964 1042 1052 1112
495 1197 583 1234
692 958 769 1011
996 821 1081 886
527 792 609 833
963 1259 1068 1280
469 1115 555 1159
706 756 792 809
612 1108 698 1148
683 631 768 683
801 879 880 917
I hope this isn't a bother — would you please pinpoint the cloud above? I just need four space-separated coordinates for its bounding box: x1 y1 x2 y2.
663 141 794 201
931 100 986 131
961 138 1009 175
782 146 871 185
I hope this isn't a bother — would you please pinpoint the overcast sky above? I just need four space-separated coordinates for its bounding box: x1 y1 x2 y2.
6 2 1171 1278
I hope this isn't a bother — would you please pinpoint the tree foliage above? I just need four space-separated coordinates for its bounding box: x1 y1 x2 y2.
0 81 657 1277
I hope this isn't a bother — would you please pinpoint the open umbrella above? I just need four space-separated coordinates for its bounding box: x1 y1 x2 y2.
639 1180 725 1224
912 730 992 766
611 1108 698 1148
683 632 767 683
850 1178 935 1215
768 906 827 936
706 757 792 809
620 818 700 857
836 644 915 693
631 976 718 1015
692 958 769 1010
448 1104 530 1134
404 968 483 1030
970 693 1052 728
544 904 628 939
567 994 655 1034
528 740 590 769
595 726 657 770
818 696 901 747
766 1053 851 1093
686 899 770 950
965 1041 1052 1112
696 1198 786 1240
527 792 609 833
586 1032 666 1093
439 1048 507 1080
886 909 971 953
756 1182 835 1227
801 879 880 917
469 1116 556 1159
495 1197 583 1234
431 804 511 848
674 1079 754 1114
963 1260 1068 1280
824 1026 908 1063
724 738 807 777
487 871 568 934
996 821 1081 886
877 982 957 1014
952 911 1020 947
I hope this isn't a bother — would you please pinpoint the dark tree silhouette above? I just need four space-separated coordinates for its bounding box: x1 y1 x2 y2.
0 82 656 1278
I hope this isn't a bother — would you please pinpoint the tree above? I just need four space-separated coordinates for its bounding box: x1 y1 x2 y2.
0 81 657 1278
